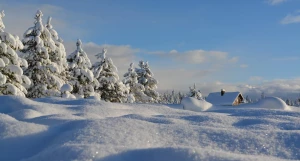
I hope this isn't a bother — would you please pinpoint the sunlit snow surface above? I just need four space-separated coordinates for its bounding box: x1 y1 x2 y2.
0 96 299 161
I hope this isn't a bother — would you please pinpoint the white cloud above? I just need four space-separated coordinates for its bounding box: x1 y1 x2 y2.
228 57 239 63
280 11 300 24
148 49 237 65
240 64 248 68
83 42 139 65
266 0 287 5
241 78 300 99
169 50 178 54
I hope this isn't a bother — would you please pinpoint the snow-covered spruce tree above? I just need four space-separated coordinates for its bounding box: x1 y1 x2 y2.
21 10 65 98
135 60 159 102
45 16 68 80
123 63 153 103
67 39 99 98
188 83 203 100
0 10 31 97
92 48 128 102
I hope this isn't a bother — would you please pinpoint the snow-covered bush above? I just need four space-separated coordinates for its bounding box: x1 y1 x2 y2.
20 10 65 98
123 63 153 103
92 48 128 102
60 83 76 99
67 39 99 98
188 84 203 100
0 10 31 97
135 60 159 103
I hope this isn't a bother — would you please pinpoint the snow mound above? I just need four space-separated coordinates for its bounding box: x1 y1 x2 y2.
244 97 291 111
257 97 291 110
8 109 43 120
0 95 37 113
181 97 213 112
0 113 48 139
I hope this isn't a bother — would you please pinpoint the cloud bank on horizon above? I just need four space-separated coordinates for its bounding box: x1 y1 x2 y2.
1 0 300 98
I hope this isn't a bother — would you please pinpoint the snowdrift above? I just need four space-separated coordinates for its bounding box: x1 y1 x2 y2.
245 97 292 110
0 95 299 161
181 97 213 112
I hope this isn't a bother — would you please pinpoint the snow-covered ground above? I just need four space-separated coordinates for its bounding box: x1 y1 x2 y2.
0 96 299 161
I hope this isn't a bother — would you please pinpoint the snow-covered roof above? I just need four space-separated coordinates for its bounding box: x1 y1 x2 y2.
206 92 242 106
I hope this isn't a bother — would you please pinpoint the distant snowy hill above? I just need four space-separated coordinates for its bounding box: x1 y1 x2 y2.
0 96 299 161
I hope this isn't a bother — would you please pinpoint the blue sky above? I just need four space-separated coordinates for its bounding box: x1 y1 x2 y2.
1 0 300 97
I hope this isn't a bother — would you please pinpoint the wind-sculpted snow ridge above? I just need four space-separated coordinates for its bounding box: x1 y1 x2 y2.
0 96 299 161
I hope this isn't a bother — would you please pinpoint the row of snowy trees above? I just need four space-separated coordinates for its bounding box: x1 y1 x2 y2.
0 10 160 103
160 84 203 104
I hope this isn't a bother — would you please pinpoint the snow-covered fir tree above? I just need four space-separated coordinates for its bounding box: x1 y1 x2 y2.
92 48 128 102
188 83 203 100
21 10 65 98
67 39 99 98
123 63 153 103
45 16 68 80
135 60 159 103
0 10 31 97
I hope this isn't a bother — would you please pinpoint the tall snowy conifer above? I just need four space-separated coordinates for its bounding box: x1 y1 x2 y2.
123 63 153 103
0 10 31 96
45 16 68 80
92 48 128 102
135 60 159 102
67 39 99 98
21 10 64 98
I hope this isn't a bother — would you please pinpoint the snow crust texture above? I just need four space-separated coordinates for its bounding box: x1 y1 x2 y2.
0 96 299 161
